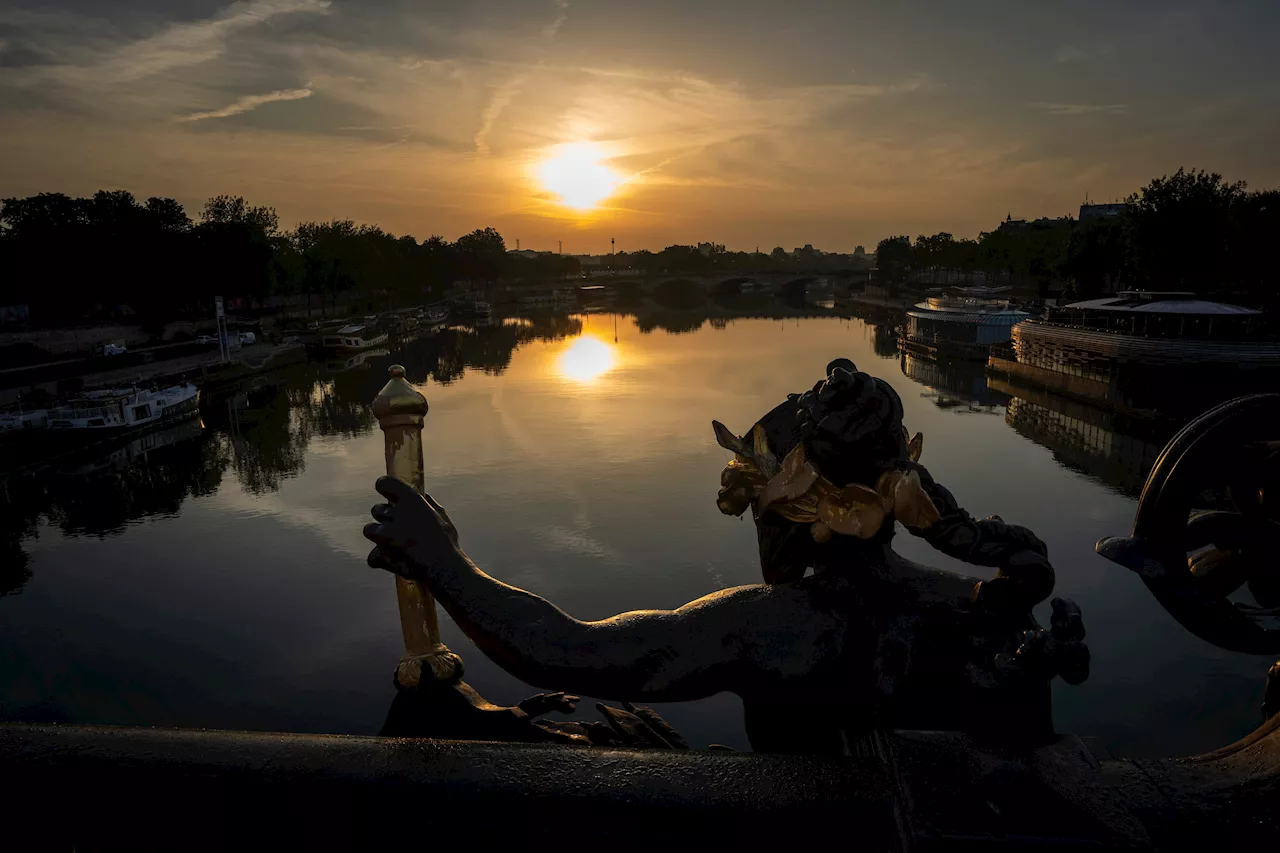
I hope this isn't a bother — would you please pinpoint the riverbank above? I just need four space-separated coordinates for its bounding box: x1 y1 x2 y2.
0 343 307 407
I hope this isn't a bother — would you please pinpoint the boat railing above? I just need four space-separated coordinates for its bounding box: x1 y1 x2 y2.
49 404 115 419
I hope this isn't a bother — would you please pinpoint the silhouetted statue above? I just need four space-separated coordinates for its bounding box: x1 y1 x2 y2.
365 360 1088 753
1097 393 1280 654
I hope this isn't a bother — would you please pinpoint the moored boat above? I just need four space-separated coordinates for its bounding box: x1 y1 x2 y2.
47 383 200 431
900 295 1031 361
0 408 49 435
320 324 390 351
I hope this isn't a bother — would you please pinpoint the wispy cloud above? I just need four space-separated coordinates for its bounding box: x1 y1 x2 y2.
1054 44 1114 64
475 1 572 156
1031 102 1128 115
179 87 313 122
543 0 571 39
97 0 331 84
474 75 527 157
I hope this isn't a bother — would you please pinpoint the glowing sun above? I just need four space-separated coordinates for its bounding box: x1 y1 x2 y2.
558 335 616 382
536 142 622 211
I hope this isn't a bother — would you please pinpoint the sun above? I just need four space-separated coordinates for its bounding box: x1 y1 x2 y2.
557 335 616 383
535 142 622 211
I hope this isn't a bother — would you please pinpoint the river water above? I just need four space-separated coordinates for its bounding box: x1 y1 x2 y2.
1 312 1273 756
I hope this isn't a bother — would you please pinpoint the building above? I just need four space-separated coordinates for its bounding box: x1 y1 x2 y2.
1079 202 1128 222
997 215 1028 234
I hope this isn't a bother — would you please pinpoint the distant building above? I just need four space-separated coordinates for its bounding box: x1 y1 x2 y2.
853 245 868 257
508 249 542 259
997 215 1028 234
1079 202 1128 222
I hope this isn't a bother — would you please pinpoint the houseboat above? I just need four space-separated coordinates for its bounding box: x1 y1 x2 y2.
47 383 200 431
0 407 49 435
988 291 1280 415
900 295 1031 361
320 324 390 351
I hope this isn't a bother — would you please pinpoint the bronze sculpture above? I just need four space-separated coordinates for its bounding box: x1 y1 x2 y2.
1096 393 1280 655
365 360 1089 752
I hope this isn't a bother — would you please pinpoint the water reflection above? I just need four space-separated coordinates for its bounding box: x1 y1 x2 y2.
898 352 1009 412
0 317 589 589
558 336 617 383
990 375 1175 497
0 311 1271 757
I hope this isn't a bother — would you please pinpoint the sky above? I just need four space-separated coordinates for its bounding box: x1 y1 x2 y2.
0 0 1277 252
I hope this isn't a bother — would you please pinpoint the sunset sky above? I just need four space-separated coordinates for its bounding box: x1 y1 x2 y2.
1 0 1277 252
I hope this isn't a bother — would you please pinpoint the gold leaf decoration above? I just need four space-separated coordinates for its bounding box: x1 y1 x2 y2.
907 432 924 462
713 417 938 545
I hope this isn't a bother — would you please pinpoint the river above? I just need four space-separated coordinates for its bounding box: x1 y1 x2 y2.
1 312 1272 757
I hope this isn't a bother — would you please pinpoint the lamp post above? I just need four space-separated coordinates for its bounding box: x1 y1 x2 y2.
371 365 464 690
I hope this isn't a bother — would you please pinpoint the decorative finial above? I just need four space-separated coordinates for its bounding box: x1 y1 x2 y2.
373 364 427 423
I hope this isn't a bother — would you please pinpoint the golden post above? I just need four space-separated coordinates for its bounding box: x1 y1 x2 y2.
372 365 464 690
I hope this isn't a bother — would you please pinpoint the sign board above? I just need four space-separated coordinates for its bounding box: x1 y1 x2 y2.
215 296 224 319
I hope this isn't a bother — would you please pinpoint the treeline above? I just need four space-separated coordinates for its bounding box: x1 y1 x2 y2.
875 169 1279 303
601 243 869 276
0 192 581 323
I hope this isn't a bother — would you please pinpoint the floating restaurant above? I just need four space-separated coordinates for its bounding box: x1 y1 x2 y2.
900 295 1031 361
989 291 1280 415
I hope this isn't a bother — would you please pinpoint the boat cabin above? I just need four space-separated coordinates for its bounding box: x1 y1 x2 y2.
321 325 386 349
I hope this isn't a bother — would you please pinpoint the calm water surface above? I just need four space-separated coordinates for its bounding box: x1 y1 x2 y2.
2 313 1272 756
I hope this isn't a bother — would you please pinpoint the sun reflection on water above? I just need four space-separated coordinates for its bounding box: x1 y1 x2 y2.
557 335 616 383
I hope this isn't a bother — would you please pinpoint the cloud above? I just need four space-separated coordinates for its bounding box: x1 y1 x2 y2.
1031 102 1129 116
178 87 313 122
474 75 526 157
1054 44 1114 64
95 0 332 84
472 2 576 157
543 0 571 40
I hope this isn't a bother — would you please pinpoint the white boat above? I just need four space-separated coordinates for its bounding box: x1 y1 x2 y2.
320 324 390 351
47 383 200 431
0 408 49 434
423 308 449 325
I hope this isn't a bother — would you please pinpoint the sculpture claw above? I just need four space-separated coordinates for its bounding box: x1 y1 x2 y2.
1095 535 1167 579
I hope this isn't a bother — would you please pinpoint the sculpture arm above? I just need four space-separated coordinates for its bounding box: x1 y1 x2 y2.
419 549 818 702
906 463 1055 612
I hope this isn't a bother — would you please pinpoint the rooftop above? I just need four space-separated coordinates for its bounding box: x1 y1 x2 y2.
1063 292 1260 315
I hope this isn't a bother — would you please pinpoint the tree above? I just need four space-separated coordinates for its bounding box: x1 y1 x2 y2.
875 236 913 284
1232 189 1280 303
201 194 279 236
455 227 506 286
194 196 281 308
1064 217 1126 298
1125 168 1246 292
